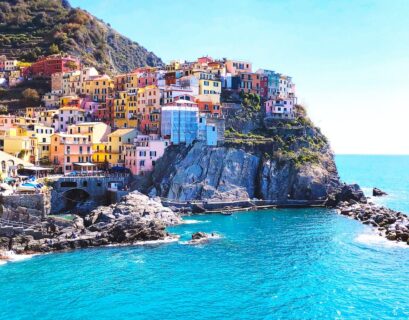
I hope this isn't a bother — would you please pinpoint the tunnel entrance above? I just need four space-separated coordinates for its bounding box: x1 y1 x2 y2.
62 188 90 212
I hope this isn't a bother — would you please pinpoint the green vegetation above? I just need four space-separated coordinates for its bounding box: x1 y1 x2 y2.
272 148 320 168
0 79 49 110
0 0 162 73
239 92 261 118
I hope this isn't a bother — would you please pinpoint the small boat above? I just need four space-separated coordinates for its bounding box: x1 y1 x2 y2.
221 211 232 216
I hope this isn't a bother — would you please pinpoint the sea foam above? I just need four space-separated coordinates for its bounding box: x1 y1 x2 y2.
0 251 37 265
355 233 409 249
182 219 210 225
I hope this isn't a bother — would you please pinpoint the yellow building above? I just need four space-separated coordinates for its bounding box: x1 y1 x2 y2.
67 122 111 167
114 91 127 128
82 75 114 103
37 109 59 132
114 88 143 129
28 124 55 164
67 122 111 144
25 107 46 118
14 116 37 126
107 128 138 166
1 127 34 163
199 79 222 103
197 72 221 104
92 142 109 166
166 60 183 71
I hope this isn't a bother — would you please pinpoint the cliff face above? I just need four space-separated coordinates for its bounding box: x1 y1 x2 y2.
151 116 340 202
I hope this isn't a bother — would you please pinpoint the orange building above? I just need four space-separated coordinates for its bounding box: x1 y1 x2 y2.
195 95 222 117
50 133 93 174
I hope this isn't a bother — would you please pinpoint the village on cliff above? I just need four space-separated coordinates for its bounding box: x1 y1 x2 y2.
0 53 297 186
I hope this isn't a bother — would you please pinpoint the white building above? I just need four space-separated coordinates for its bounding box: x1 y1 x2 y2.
161 103 199 145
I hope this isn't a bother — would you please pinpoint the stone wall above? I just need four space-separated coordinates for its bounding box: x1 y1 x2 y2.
1 190 51 223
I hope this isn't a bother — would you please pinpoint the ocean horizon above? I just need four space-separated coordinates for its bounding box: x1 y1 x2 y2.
1 155 408 319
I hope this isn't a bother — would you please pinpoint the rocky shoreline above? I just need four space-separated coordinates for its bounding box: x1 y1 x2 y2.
336 201 409 244
329 184 409 245
1 183 407 263
0 191 182 261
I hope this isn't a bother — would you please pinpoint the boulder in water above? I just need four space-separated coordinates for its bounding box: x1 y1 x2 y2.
373 188 387 197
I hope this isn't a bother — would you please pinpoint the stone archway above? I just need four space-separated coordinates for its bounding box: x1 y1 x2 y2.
62 188 90 211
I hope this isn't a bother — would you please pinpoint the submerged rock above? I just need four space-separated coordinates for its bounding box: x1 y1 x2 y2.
191 232 208 240
373 187 388 197
187 232 220 245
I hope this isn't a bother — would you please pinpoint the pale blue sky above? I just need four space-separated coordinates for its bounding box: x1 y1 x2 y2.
71 0 409 154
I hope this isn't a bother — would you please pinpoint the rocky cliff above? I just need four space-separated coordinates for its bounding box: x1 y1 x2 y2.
150 112 340 202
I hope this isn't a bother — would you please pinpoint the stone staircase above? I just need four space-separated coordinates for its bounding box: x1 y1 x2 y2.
0 218 43 239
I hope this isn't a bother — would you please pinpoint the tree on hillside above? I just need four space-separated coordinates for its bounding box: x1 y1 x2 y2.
65 61 78 71
48 43 60 54
22 88 40 105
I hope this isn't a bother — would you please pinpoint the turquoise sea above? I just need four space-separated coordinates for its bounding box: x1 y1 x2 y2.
1 155 409 320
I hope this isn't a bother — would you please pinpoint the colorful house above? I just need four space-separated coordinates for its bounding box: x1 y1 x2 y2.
265 98 296 120
57 106 86 132
137 85 160 134
28 54 80 78
196 72 221 103
82 74 113 103
195 95 222 117
67 122 111 144
50 133 93 174
123 134 169 175
225 59 252 75
107 128 139 166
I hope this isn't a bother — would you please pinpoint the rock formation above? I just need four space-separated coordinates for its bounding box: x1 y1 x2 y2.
0 191 181 257
373 187 388 197
336 201 409 244
151 117 340 202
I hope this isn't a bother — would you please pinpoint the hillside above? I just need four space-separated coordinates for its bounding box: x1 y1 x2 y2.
0 0 163 74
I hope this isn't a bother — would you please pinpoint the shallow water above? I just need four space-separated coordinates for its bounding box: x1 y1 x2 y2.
0 155 408 320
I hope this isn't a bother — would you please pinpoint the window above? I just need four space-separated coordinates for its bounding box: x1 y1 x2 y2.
140 160 145 167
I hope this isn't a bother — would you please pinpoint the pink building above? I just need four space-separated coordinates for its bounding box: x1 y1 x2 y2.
265 98 296 120
134 67 158 88
80 97 100 118
123 134 169 175
50 133 93 174
197 56 213 64
0 115 17 130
